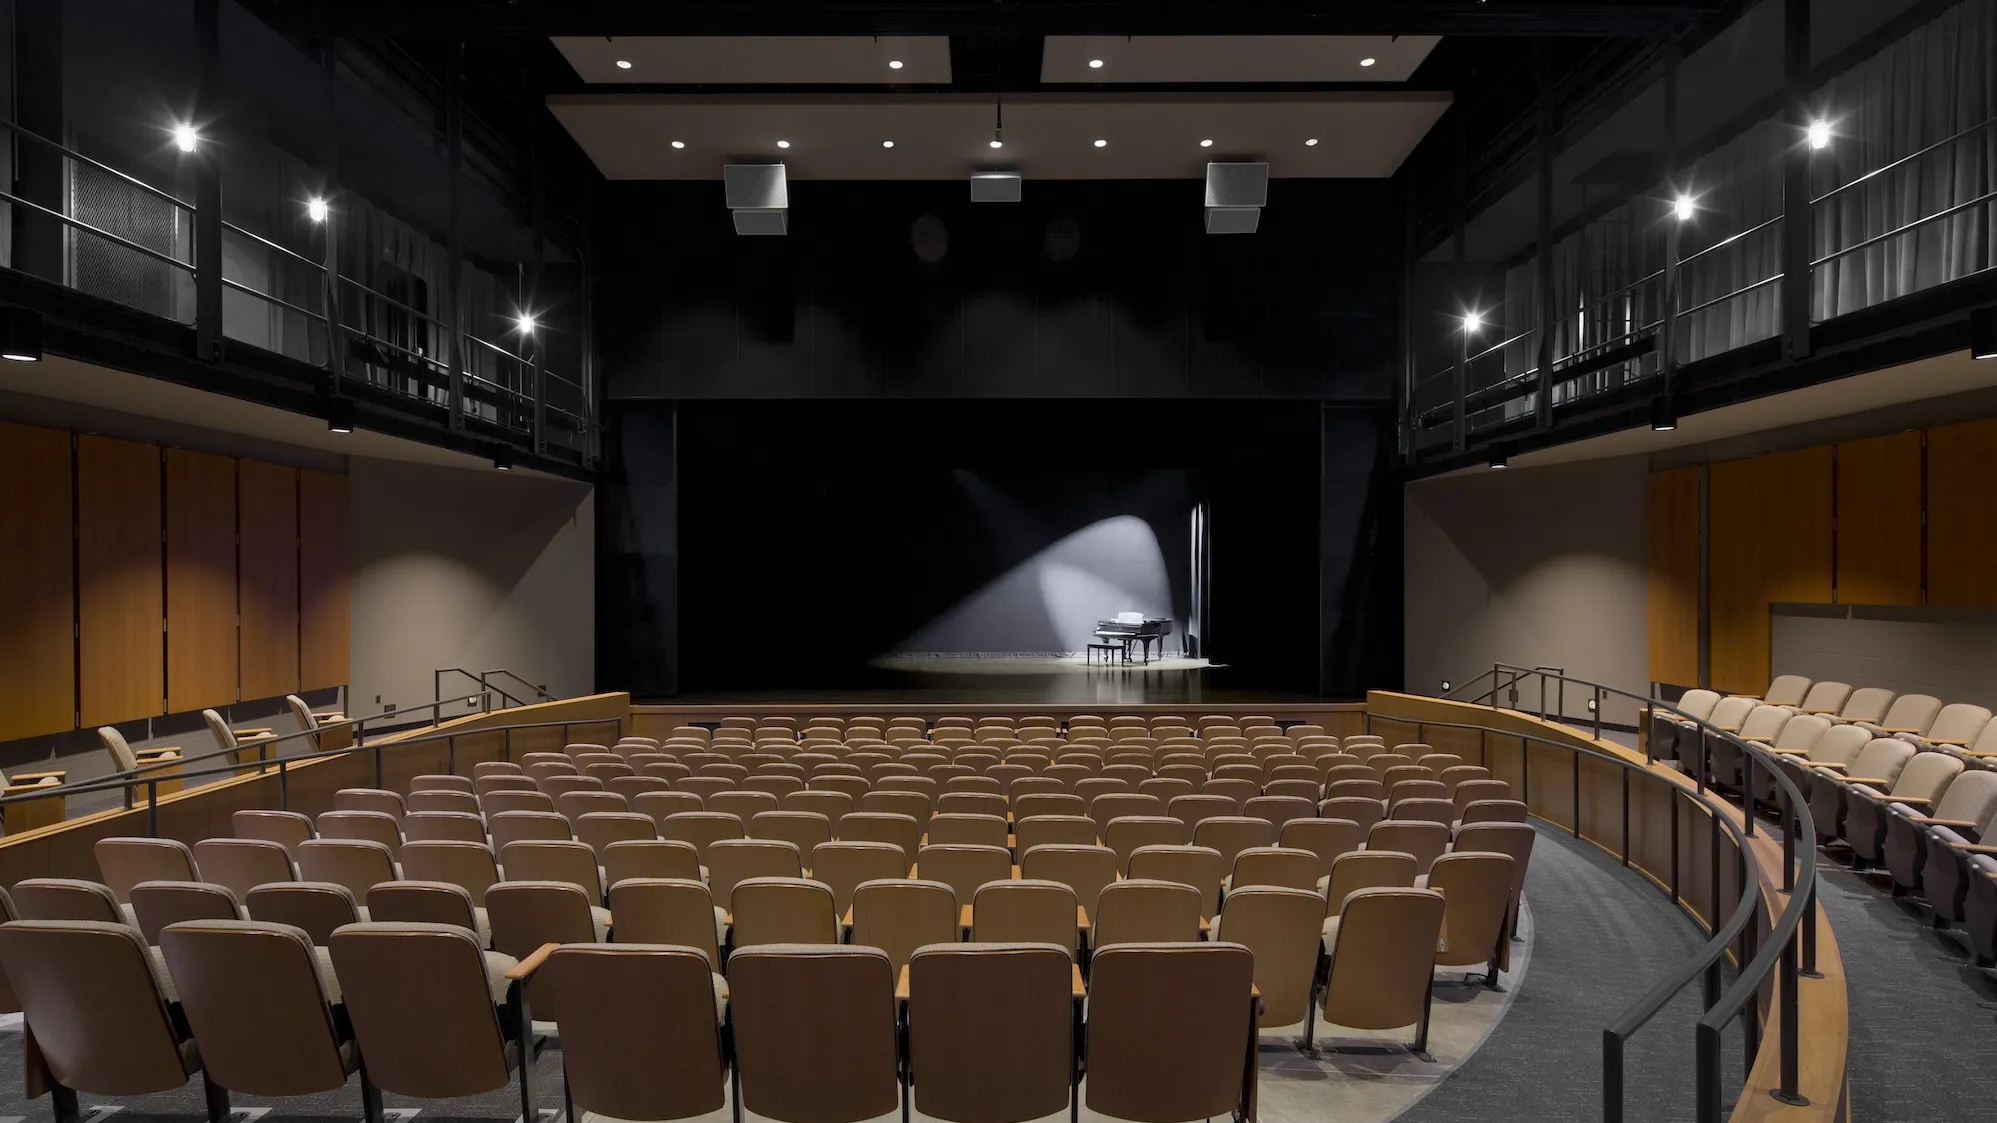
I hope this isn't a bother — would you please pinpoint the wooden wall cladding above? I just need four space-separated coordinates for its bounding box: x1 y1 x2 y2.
0 422 76 742
298 469 350 693
164 449 239 712
238 460 300 702
1708 447 1833 695
1646 466 1703 688
1834 431 1923 606
77 436 164 727
1927 417 1997 607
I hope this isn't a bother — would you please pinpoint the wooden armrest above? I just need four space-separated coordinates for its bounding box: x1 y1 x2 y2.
1741 735 1774 743
1071 964 1086 998
237 727 275 737
1953 843 1997 855
1881 727 1920 734
1813 761 1849 771
1888 796 1934 807
8 771 65 786
1767 747 1811 755
506 941 561 981
1077 905 1090 931
1927 738 1970 746
896 965 910 1000
842 906 853 927
134 746 181 760
1970 751 1997 758
1843 777 1892 787
2 782 62 797
1911 817 1978 828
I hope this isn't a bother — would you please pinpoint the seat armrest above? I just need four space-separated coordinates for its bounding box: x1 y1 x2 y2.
1767 747 1811 755
1927 738 1971 746
1881 727 1921 734
1953 843 1997 855
1812 762 1849 771
1843 777 1893 788
134 747 181 762
8 770 65 786
1889 795 1934 806
506 941 561 981
1912 817 1978 828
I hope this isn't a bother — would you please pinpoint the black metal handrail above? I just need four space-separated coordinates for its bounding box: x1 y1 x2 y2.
1460 663 1821 1123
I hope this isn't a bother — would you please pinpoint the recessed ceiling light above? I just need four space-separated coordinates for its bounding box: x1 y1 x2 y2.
1305 138 1319 147
1094 138 1107 148
990 139 1003 149
1199 139 1213 148
1360 57 1377 67
882 140 894 148
670 140 685 149
777 140 790 149
172 123 199 152
615 59 632 70
888 60 904 70
1088 59 1104 69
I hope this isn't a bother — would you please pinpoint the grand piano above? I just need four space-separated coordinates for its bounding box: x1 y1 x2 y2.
1093 613 1174 663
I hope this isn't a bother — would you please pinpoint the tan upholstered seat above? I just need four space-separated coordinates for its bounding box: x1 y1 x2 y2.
606 878 727 967
1428 852 1515 982
907 943 1076 1123
328 923 536 1117
1017 843 1118 920
157 919 357 1103
396 840 500 906
972 880 1082 957
537 944 729 1121
1320 796 1384 833
129 881 245 943
731 876 838 949
1227 846 1321 892
1368 820 1450 875
191 838 295 899
1084 943 1256 1123
335 788 407 823
244 882 364 944
296 839 399 899
1104 816 1191 868
599 838 701 887
917 843 1012 905
659 811 747 862
707 839 806 911
849 878 958 971
633 789 704 825
1211 886 1324 1038
96 837 198 902
1125 844 1224 918
729 944 901 1123
481 787 554 815
1093 878 1202 945
233 809 316 857
1321 850 1418 932
1280 818 1362 882
367 881 490 945
0 920 209 1114
750 810 834 855
1842 750 1963 861
1319 887 1447 1057
1880 765 1997 892
1857 693 1942 737
12 878 128 925
485 882 609 1021
411 773 475 795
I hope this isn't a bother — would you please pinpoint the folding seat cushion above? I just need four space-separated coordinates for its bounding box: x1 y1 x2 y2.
1908 704 1993 750
1845 751 1964 862
1859 693 1940 737
1882 767 1997 894
1807 737 1914 843
1083 944 1255 1123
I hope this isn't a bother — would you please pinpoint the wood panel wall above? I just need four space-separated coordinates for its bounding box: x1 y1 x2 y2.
164 450 239 713
1646 466 1702 688
298 469 351 693
1708 447 1833 695
77 436 164 727
1834 431 1923 606
1927 417 1997 607
238 460 300 702
0 423 76 742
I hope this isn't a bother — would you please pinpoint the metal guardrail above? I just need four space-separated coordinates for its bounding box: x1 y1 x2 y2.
434 668 553 713
1428 663 1821 1123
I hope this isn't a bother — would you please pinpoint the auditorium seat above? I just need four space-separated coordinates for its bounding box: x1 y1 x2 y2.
192 838 296 899
476 774 539 798
1883 768 1997 896
298 839 398 898
1458 799 1530 828
1908 703 1993 750
130 881 244 942
810 842 908 916
204 708 275 772
504 840 611 899
1771 722 1872 797
707 839 805 909
534 943 728 1123
487 881 610 1013
917 844 1012 905
837 811 920 861
928 812 1010 849
409 789 482 815
402 840 503 905
96 837 198 902
245 882 364 944
0 920 215 1118
1019 843 1118 919
784 789 856 822
1140 776 1197 802
1320 795 1385 833
1829 686 1897 727
1126 845 1225 917
1859 693 1943 737
1211 884 1321 1037
233 809 316 856
660 811 747 862
574 810 657 858
603 838 701 887
1843 751 1963 863
1808 737 1915 842
1692 697 1757 775
1429 852 1514 984
97 725 182 798
1084 943 1255 1123
13 877 128 924
1322 851 1418 927
848 878 957 970
1104 816 1191 867
317 809 404 857
489 809 572 852
634 790 703 825
1451 779 1511 816
1244 794 1317 828
1710 704 1795 790
1094 878 1203 944
1228 846 1320 892
1280 817 1363 881
1371 821 1450 876
557 790 630 822
939 791 1009 819
1194 816 1278 869
1318 888 1447 1057
971 880 1081 956
730 944 900 1123
368 880 489 943
733 877 838 948
750 809 833 854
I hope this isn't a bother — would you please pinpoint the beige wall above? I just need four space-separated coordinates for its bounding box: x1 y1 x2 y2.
349 458 595 717
1403 456 1649 725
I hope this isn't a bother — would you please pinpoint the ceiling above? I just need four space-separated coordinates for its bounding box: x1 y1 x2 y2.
552 35 954 84
550 91 1451 180
1038 34 1440 83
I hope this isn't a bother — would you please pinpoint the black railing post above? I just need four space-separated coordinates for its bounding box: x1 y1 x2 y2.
1603 1029 1624 1123
374 744 383 788
1571 751 1581 838
147 780 159 837
1774 928 1807 1106
1780 783 1795 892
278 759 289 811
505 727 514 762
1621 767 1631 866
1800 882 1821 978
1695 1024 1723 1123
191 0 222 361
1742 750 1756 838
1669 789 1681 903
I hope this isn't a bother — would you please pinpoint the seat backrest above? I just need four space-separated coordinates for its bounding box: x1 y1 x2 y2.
1083 943 1253 1123
938 790 1008 817
367 880 480 934
1451 824 1536 897
1797 681 1851 715
480 786 555 815
835 812 921 862
1427 852 1516 968
328 922 513 1098
1675 689 1722 721
1845 737 1917 785
1191 816 1277 868
557 790 632 823
95 837 197 902
192 838 295 899
907 943 1075 1123
659 811 747 861
731 877 838 949
916 844 1013 907
927 813 1010 849
1459 799 1530 827
602 839 702 888
501 840 605 899
1762 675 1812 707
158 918 348 1096
11 878 125 924
0 920 192 1094
202 708 241 750
728 945 901 1123
749 810 834 855
1214 886 1322 1027
806 842 906 917
1017 843 1118 918
1738 705 1795 742
544 944 728 1122
129 880 242 943
707 839 806 908
849 879 959 971
97 725 140 772
1926 704 1993 745
971 880 1081 956
709 790 780 823
1319 796 1384 833
1278 817 1361 879
488 809 572 851
1808 724 1873 767
1391 797 1459 826
233 809 316 856
244 882 362 944
1367 820 1450 874
297 839 398 899
576 811 659 857
411 773 475 795
398 840 502 905
486 881 603 1017
1450 780 1512 815
1770 715 1832 753
1838 687 1895 724
1093 878 1202 945
1889 751 1965 802
1167 794 1239 831
1014 814 1098 853
1241 795 1316 829
1125 844 1225 917
409 790 482 816
606 878 723 967
1707 696 1757 731
1878 693 1942 734
335 787 406 822
1324 850 1418 914
1228 847 1319 892
1103 816 1191 868
784 790 857 822
317 809 404 857
634 790 705 825
1321 888 1446 1029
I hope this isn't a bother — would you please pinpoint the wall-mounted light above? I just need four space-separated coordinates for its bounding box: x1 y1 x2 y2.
1673 194 1696 221
1360 57 1377 67
1088 59 1104 69
1488 444 1509 470
172 123 200 153
306 196 328 223
671 140 685 149
1440 680 1452 693
776 140 791 149
888 59 904 70
514 313 537 334
493 450 513 472
615 59 633 70
1651 393 1679 432
1807 119 1831 150
326 396 354 434
0 306 43 362
1094 139 1107 148
1462 311 1484 334
882 140 895 148
1971 305 1997 360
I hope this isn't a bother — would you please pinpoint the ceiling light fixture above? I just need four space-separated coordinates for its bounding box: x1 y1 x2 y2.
1971 305 1997 360
327 396 355 434
1199 138 1213 148
1488 444 1509 470
776 140 790 149
670 140 685 149
1360 57 1377 67
1807 119 1831 150
1651 393 1679 432
306 196 328 223
1088 59 1104 69
888 59 904 70
0 306 43 362
882 140 894 148
1094 138 1107 148
172 123 199 153
1673 194 1696 221
1305 138 1319 146
1463 311 1484 334
493 450 513 472
615 59 632 70
515 313 536 334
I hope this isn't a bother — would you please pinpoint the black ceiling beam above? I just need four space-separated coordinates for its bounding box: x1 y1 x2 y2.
252 2 1727 38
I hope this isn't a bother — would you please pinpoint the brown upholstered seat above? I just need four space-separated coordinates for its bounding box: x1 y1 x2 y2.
1212 885 1324 1039
335 788 407 823
1084 943 1256 1123
1368 820 1450 874
233 809 316 857
485 882 609 1020
927 812 1010 849
191 838 296 899
1104 816 1193 868
1093 878 1202 945
849 878 958 971
1193 816 1279 870
12 877 128 924
729 944 902 1123
297 839 399 899
129 881 244 943
606 877 727 966
367 880 489 945
731 876 838 949
96 837 198 902
1319 887 1447 1057
834 812 922 863
411 773 475 795
751 809 835 854
917 844 1013 906
402 810 488 844
1124 844 1225 917
908 943 1076 1123
971 879 1082 957
245 882 365 944
1428 852 1515 983
1227 846 1320 892
1018 843 1118 921
601 838 703 887
1014 814 1099 852
539 944 729 1121
707 839 807 910
317 810 404 858
1279 817 1363 882
481 788 556 816
809 842 909 918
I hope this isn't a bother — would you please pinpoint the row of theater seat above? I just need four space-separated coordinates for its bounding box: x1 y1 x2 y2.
1652 677 1997 965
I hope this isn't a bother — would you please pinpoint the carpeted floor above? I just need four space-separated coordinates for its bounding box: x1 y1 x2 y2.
1393 823 1743 1123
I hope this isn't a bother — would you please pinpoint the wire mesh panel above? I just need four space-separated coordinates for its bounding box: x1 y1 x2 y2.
69 158 188 321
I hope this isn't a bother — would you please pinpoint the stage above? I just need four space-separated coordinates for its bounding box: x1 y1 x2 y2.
647 653 1332 706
